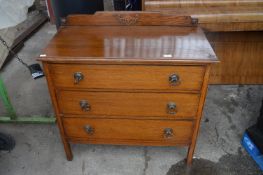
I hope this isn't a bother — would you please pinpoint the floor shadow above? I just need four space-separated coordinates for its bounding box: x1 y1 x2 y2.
166 153 262 175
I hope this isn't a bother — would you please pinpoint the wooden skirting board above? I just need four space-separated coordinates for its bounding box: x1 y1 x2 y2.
143 0 263 84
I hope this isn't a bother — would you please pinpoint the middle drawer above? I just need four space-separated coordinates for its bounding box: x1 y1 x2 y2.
57 91 200 119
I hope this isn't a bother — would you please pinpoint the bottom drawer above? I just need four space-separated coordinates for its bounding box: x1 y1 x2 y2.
63 118 194 145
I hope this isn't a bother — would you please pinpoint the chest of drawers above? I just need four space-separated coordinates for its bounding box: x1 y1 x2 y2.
39 12 218 165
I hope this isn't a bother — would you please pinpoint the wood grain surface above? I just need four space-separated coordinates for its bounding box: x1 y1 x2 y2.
144 0 263 8
57 90 200 118
39 26 217 63
50 64 205 91
63 118 194 144
66 11 195 26
143 1 263 31
208 31 263 84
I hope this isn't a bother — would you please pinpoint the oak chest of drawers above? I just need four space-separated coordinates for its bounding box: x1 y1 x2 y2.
39 12 218 165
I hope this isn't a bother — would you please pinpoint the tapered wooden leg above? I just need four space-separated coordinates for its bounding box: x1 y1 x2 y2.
43 63 73 161
43 63 73 160
63 140 73 161
186 144 195 165
186 66 212 166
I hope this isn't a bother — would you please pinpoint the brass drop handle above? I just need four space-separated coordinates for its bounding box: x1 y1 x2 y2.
74 72 84 84
169 74 180 86
164 128 173 138
167 102 177 114
79 100 91 111
84 125 94 135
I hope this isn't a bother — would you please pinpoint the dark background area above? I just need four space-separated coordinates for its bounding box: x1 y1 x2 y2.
50 0 104 27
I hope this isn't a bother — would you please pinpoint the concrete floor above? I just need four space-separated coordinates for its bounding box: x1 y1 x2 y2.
0 23 263 175
0 22 56 117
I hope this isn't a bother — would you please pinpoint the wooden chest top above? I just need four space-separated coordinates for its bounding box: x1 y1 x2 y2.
39 12 217 64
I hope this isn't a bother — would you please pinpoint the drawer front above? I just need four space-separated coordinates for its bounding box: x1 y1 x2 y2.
63 118 194 144
49 64 205 91
58 91 200 118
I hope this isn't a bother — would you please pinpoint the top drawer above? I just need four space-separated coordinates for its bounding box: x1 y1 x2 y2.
48 64 205 91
